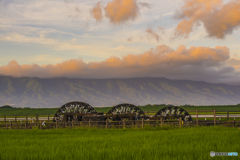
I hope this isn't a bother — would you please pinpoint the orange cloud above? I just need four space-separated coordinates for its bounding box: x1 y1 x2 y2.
104 0 139 24
91 2 103 22
174 0 240 39
0 45 239 84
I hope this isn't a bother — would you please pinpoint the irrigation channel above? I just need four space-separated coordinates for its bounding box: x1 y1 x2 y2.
0 101 240 129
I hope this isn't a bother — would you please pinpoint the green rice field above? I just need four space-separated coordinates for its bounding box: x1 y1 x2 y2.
0 126 239 160
0 104 240 116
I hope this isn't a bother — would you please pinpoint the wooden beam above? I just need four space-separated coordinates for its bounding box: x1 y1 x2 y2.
214 110 216 126
179 118 182 128
161 117 163 128
196 110 198 127
25 121 27 130
227 110 229 121
106 119 108 129
36 114 38 122
4 115 6 123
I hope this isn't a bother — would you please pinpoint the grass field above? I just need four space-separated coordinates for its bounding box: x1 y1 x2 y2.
0 105 240 116
0 108 58 116
138 105 240 112
0 126 239 160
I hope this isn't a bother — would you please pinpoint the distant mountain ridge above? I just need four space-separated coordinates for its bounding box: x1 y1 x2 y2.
0 75 240 108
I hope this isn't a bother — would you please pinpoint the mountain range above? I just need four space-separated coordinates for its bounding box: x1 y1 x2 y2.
0 75 240 108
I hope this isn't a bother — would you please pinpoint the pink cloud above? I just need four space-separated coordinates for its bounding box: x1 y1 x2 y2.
0 45 239 85
91 2 103 22
104 0 139 24
174 0 240 39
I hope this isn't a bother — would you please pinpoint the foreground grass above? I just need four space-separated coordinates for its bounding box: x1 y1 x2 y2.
0 126 239 160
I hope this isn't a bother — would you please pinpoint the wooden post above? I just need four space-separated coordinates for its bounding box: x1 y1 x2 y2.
40 121 42 129
214 109 216 126
72 120 74 129
48 114 50 122
233 120 235 127
4 115 6 123
196 110 198 127
179 118 182 128
145 111 147 116
56 121 58 129
15 115 17 123
142 119 144 128
89 119 91 129
227 110 229 121
25 121 27 130
106 119 108 129
36 114 38 122
123 119 126 129
26 114 28 122
161 118 163 128
6 124 8 130
10 121 12 129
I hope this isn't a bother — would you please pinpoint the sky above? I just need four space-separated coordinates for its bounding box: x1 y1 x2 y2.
0 0 240 85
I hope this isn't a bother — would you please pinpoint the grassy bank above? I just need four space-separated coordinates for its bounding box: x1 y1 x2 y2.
0 126 239 160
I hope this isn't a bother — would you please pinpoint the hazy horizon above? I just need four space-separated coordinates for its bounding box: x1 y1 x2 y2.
1 74 240 86
0 76 239 108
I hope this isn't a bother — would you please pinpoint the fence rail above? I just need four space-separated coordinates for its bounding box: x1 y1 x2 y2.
1 110 240 122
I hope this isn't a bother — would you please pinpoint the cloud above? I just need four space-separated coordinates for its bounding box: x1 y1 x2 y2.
64 0 82 20
0 33 85 51
138 2 151 9
104 0 139 24
226 58 240 71
91 2 103 22
145 26 164 42
174 0 240 39
0 45 239 85
127 37 132 42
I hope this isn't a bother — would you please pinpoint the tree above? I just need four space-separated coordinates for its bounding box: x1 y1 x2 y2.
0 105 13 109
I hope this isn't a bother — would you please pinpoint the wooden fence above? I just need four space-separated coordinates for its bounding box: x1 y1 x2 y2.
0 114 53 123
0 118 239 130
1 110 240 123
0 110 239 130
